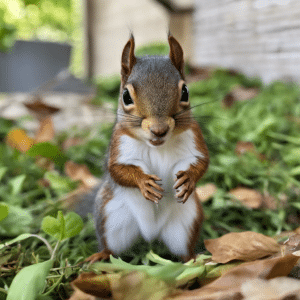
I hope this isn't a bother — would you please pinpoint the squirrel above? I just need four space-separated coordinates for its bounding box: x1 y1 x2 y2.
90 34 209 262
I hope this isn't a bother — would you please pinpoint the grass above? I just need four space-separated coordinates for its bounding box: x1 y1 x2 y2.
0 68 300 298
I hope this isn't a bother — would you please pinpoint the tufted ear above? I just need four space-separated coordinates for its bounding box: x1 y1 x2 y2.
168 34 184 77
121 34 136 83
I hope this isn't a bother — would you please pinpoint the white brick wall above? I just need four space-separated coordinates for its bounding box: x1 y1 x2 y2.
193 0 300 82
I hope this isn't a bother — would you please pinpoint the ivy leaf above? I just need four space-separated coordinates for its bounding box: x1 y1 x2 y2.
7 259 53 300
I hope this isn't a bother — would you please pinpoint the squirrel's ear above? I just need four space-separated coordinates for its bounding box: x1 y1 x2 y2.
121 34 136 82
168 34 184 77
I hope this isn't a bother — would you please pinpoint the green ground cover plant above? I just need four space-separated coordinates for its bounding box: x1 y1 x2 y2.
0 69 300 298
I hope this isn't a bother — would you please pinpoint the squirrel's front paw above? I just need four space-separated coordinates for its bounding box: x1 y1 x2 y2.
138 174 164 203
174 171 195 203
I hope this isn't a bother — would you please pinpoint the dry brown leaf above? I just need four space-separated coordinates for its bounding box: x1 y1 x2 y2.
231 86 260 102
241 277 300 300
223 86 259 108
110 271 175 300
35 116 55 143
235 141 256 156
62 137 84 150
168 254 300 300
204 231 281 263
284 234 300 250
72 272 115 298
65 161 99 188
24 97 60 120
196 183 217 202
69 282 97 300
6 128 35 152
73 271 176 300
186 66 212 83
229 187 263 209
262 193 278 210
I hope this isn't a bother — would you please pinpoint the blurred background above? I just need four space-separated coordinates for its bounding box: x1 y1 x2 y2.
2 0 300 90
2 2 300 298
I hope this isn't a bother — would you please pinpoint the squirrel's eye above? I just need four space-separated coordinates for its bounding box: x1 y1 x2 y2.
123 88 134 106
180 84 189 103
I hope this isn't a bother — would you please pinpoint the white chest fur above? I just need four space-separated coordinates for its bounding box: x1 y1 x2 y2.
104 129 204 255
117 129 204 189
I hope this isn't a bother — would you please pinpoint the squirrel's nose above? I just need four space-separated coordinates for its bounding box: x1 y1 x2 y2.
150 125 169 138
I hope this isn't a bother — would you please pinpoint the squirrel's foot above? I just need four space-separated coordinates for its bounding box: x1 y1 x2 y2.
85 249 113 263
174 171 195 203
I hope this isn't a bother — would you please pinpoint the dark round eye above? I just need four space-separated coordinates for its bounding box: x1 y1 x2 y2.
180 84 189 103
123 88 134 106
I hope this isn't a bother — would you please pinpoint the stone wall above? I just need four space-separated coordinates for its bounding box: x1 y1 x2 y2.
193 0 300 82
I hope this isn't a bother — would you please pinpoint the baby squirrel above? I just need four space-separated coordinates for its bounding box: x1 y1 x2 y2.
92 34 209 262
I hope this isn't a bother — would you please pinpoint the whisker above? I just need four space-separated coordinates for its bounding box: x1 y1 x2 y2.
174 98 220 117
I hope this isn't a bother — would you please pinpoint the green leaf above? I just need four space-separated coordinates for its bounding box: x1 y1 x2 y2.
291 166 300 176
42 211 65 241
7 259 53 300
0 206 33 236
64 212 83 238
44 171 77 195
0 167 7 182
0 233 32 250
27 142 67 168
9 174 26 195
0 203 9 222
146 251 173 265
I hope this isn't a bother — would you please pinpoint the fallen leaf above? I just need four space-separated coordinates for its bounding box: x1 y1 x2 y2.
24 97 60 120
35 116 55 143
110 271 176 300
72 271 177 300
186 66 212 83
69 282 97 300
168 254 300 300
62 137 84 151
229 187 263 209
72 272 114 298
284 234 300 250
235 141 256 156
6 128 35 152
231 86 260 102
241 277 300 300
222 93 235 108
204 231 281 263
196 183 217 202
262 193 278 210
64 161 99 188
223 86 259 108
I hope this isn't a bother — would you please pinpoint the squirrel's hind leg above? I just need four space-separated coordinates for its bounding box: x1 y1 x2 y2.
159 192 204 261
94 181 141 258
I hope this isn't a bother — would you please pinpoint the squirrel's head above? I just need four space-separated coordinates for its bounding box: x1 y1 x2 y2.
118 34 191 147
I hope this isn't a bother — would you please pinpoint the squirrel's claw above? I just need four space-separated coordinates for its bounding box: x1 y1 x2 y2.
174 171 194 203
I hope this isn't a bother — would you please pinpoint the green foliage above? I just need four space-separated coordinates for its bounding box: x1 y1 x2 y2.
27 142 68 168
135 42 169 56
42 211 83 241
7 259 54 300
1 211 83 299
0 203 9 222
